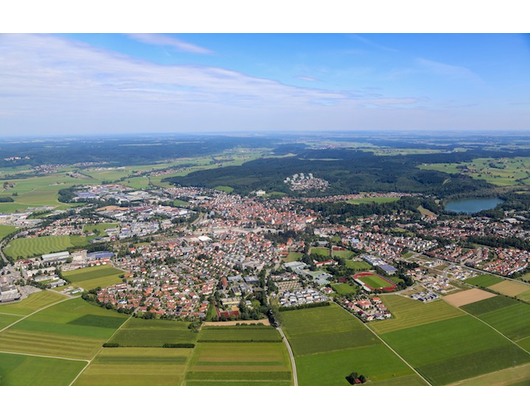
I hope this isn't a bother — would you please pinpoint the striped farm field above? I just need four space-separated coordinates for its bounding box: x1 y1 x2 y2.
73 347 192 386
0 224 17 241
379 315 530 385
453 362 530 386
0 298 128 360
4 235 87 259
0 313 23 330
460 295 518 316
198 326 282 343
185 342 292 386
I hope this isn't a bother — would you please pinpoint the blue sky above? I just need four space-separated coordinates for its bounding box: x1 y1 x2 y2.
1 33 530 135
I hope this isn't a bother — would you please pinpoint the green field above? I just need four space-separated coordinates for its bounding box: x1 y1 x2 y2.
0 224 17 241
73 347 192 386
280 304 426 385
4 235 89 259
0 352 86 386
198 326 282 342
310 247 330 257
185 342 292 386
460 295 518 316
284 252 303 262
357 273 393 289
0 298 128 360
465 274 505 288
214 185 234 193
331 283 358 295
0 313 23 330
111 318 198 347
331 250 354 259
83 223 119 236
421 157 530 187
0 291 68 316
61 265 125 290
379 315 530 385
346 196 400 205
345 260 371 270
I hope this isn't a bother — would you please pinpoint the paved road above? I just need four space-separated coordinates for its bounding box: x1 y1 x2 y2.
277 326 298 386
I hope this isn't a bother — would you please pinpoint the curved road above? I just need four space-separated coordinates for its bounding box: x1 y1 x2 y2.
277 326 298 386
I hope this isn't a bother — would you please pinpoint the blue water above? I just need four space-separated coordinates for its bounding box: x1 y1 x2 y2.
444 198 504 214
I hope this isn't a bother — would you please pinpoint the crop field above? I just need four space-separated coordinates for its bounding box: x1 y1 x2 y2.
489 280 530 297
379 315 530 385
0 298 128 360
369 295 463 334
185 342 292 385
346 196 400 205
280 304 426 385
453 362 530 386
111 318 198 347
0 172 93 212
516 289 530 303
442 289 496 307
465 274 505 288
0 352 86 386
4 235 89 259
73 347 192 386
61 265 125 290
461 296 530 345
198 326 282 342
0 291 67 316
420 157 530 186
0 313 23 330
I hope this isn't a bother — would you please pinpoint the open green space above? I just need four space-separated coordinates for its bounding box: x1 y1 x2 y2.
111 318 198 347
61 265 125 290
357 273 393 289
465 274 505 288
0 224 17 241
0 313 23 330
460 295 518 316
346 196 400 205
345 260 371 270
82 222 118 236
4 235 89 259
214 185 234 193
0 352 86 386
185 342 292 385
310 247 329 257
331 283 358 295
284 252 303 262
331 250 354 259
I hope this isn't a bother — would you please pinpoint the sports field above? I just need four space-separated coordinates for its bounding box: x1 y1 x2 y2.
331 283 357 295
4 235 89 259
61 265 125 290
354 272 396 291
345 260 371 270
310 247 330 257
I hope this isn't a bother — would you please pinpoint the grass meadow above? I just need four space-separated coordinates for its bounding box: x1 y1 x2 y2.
61 265 125 290
111 318 198 347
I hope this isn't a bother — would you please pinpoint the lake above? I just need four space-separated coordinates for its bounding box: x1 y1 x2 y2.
444 198 504 214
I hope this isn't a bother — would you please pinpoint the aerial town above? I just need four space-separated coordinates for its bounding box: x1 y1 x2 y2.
3 172 530 328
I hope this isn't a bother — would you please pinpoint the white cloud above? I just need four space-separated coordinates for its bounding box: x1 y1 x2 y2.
0 34 426 135
416 58 481 82
127 33 213 54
